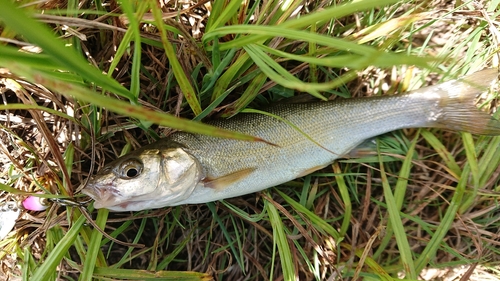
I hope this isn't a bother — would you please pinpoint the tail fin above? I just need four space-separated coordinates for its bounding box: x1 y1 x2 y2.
430 69 500 136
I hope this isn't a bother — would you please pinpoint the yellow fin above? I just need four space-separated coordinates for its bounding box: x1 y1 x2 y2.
203 168 256 191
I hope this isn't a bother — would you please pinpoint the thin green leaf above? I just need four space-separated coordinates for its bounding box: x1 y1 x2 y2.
201 48 237 95
241 108 339 154
373 132 419 260
0 1 134 100
230 72 267 112
420 130 461 178
120 0 149 100
211 52 253 101
332 163 351 237
477 136 500 188
207 26 433 69
0 63 267 142
92 267 212 280
342 243 393 281
0 103 77 123
378 143 416 279
415 165 470 271
276 190 341 240
31 213 86 281
150 0 202 115
156 227 195 270
107 27 134 78
458 132 479 213
264 193 295 281
206 202 245 272
244 44 326 99
80 208 109 279
207 0 400 48
22 247 32 281
205 0 244 31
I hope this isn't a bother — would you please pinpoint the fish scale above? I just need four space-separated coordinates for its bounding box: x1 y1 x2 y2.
169 95 438 204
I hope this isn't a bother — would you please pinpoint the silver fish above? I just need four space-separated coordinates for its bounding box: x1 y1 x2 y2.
83 69 500 211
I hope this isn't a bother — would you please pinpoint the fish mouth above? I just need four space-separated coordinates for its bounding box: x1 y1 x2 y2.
82 185 157 211
82 184 124 209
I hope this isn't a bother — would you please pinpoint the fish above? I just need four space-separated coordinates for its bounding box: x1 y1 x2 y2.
83 69 500 212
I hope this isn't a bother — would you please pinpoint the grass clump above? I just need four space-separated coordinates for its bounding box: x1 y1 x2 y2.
0 0 499 280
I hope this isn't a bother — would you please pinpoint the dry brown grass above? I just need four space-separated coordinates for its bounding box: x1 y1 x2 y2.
1 0 500 280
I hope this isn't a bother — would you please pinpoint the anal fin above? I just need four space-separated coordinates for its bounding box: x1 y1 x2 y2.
296 165 328 178
203 167 256 191
342 139 377 158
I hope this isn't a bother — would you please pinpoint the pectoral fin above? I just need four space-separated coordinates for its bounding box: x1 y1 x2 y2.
203 168 256 191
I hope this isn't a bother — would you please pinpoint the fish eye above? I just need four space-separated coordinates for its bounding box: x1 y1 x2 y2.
118 159 143 179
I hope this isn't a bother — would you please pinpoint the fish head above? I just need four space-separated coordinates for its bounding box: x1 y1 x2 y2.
83 143 204 211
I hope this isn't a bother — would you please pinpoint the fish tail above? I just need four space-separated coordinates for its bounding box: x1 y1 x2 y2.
426 69 500 136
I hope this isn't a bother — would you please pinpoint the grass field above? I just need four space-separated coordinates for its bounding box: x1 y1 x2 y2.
1 0 500 280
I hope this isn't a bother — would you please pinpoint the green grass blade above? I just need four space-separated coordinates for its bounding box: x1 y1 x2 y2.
373 132 419 260
205 0 400 48
0 102 77 123
415 165 470 272
0 63 266 142
226 72 267 114
332 163 352 237
259 43 415 69
62 143 74 194
211 52 253 101
420 129 462 178
342 243 393 281
477 136 500 188
378 144 416 279
206 202 245 272
0 46 62 70
31 213 86 281
276 190 341 240
120 0 149 100
221 201 268 222
264 193 295 281
106 219 139 268
244 44 325 98
458 132 479 213
107 27 134 78
22 246 32 281
241 108 340 153
92 267 212 280
393 133 418 208
205 0 244 31
208 26 434 69
194 82 241 121
80 208 109 279
150 0 202 115
201 48 237 95
156 226 195 270
0 1 134 100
